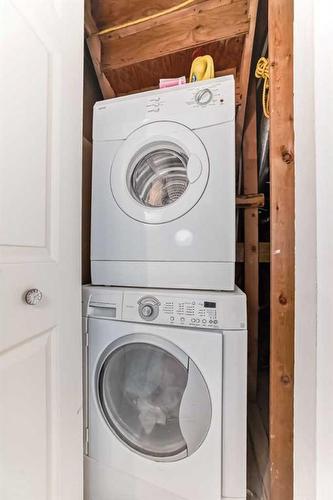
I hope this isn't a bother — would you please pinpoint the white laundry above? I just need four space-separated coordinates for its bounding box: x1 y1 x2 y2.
137 399 167 434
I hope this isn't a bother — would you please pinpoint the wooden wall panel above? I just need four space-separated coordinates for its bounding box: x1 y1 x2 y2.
105 38 244 95
269 0 295 498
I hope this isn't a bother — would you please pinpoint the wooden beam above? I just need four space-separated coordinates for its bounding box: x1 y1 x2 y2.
235 0 259 161
236 242 270 263
269 0 295 498
84 0 97 37
101 1 249 70
236 193 264 208
243 80 259 401
85 1 115 99
86 36 116 99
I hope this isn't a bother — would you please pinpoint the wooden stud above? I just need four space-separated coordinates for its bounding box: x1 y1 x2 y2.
242 80 259 401
236 242 270 263
235 0 259 162
269 0 295 499
101 1 249 70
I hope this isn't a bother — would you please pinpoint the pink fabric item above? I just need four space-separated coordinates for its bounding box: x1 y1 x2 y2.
159 76 186 89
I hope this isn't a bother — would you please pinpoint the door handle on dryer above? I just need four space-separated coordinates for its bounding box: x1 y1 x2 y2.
187 155 202 183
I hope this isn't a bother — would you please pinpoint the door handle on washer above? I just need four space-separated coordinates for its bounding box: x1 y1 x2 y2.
179 359 212 456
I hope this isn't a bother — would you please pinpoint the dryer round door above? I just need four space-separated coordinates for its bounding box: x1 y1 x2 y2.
96 334 212 462
110 122 210 224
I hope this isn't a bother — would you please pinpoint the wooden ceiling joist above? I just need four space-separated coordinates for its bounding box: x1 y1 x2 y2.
101 0 249 70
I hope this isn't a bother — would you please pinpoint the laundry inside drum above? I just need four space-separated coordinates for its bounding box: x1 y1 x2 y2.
130 148 189 207
98 342 188 459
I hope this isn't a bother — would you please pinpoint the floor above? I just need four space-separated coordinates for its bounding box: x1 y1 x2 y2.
247 369 270 500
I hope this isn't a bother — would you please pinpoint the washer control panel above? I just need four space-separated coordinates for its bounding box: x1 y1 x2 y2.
160 297 219 328
123 292 222 329
83 286 247 331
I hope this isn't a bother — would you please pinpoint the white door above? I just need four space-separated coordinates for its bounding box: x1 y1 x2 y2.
0 1 83 499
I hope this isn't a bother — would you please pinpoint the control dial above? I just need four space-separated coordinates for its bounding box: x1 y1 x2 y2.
138 296 160 321
141 305 154 318
195 88 213 105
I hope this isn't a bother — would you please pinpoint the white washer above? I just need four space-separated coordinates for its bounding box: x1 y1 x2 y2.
91 75 235 290
83 285 247 500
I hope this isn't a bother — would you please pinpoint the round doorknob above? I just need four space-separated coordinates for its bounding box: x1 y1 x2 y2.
25 288 42 306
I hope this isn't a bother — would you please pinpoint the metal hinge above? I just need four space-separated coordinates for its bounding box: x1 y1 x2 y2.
84 427 89 455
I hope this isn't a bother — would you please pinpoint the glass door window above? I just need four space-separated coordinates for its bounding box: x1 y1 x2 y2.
110 121 210 224
130 149 189 208
98 342 188 459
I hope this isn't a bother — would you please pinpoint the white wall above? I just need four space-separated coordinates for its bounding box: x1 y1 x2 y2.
314 1 333 498
295 1 333 499
294 0 317 497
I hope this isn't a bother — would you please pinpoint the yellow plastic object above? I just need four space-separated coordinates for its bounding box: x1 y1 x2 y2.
189 55 215 82
255 57 270 118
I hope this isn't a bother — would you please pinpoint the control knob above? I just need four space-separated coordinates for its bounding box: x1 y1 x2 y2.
195 88 213 105
138 296 160 321
141 304 154 318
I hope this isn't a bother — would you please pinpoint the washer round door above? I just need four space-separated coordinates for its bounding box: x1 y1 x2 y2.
110 122 210 224
96 334 212 462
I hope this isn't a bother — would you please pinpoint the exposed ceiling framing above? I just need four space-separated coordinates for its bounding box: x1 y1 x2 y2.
85 0 257 114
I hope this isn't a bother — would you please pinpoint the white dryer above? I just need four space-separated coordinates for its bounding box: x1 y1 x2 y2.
91 76 235 290
83 285 247 500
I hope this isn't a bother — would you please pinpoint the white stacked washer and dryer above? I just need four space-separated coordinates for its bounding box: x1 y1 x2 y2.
85 76 247 500
91 75 235 291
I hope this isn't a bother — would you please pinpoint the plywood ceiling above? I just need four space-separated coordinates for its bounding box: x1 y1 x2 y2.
92 0 205 30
